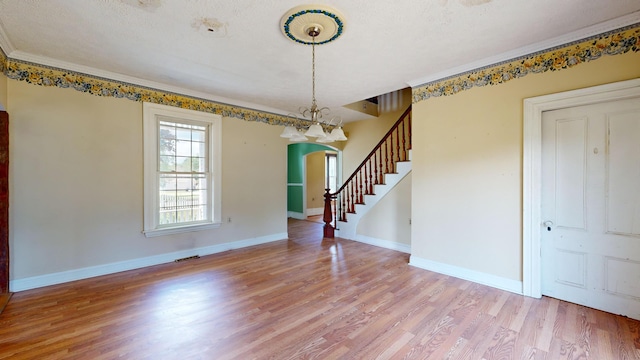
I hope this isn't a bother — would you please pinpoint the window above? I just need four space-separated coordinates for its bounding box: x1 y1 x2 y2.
143 103 221 237
325 152 337 193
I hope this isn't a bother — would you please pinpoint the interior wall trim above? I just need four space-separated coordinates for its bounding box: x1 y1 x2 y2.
354 234 411 254
412 22 640 104
409 255 523 295
287 211 306 220
306 207 324 216
9 232 287 292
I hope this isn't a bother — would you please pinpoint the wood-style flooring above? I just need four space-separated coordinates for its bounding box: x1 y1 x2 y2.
0 293 11 314
0 218 638 359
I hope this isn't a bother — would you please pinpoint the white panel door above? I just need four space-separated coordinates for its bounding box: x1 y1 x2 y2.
541 97 640 320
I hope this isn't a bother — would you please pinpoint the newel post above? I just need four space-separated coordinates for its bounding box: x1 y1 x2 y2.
323 188 335 238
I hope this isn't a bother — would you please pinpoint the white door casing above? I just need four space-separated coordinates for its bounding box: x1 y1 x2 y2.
523 78 640 300
540 99 640 319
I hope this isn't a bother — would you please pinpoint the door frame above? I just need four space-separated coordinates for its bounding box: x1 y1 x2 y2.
522 78 640 298
286 143 342 219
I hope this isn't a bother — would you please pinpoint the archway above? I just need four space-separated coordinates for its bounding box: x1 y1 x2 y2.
287 143 341 220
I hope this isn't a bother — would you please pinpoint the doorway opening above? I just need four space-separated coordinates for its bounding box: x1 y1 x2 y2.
522 78 640 299
286 143 341 221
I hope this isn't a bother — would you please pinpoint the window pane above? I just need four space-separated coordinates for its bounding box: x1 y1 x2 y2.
159 175 177 191
195 204 207 221
193 175 207 190
191 157 206 172
326 154 338 193
159 210 176 225
176 128 192 141
329 157 336 176
176 157 192 172
175 174 193 191
176 140 192 157
159 156 175 172
159 189 177 225
159 190 177 210
159 126 176 156
192 129 205 142
192 190 207 204
192 142 205 157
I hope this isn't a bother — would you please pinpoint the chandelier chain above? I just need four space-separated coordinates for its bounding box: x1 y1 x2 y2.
279 6 347 143
311 35 316 106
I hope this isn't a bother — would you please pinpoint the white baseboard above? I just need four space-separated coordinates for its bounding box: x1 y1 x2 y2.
354 234 411 254
409 256 523 295
288 211 305 220
306 207 324 216
10 232 288 292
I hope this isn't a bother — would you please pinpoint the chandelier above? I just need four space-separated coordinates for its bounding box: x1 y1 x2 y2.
279 6 347 143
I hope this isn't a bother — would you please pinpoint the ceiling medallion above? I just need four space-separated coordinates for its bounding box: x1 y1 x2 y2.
280 5 345 45
279 5 348 143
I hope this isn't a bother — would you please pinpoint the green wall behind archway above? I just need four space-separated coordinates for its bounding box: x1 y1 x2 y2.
287 143 336 214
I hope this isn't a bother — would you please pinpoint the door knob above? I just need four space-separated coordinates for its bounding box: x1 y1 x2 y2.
543 221 554 231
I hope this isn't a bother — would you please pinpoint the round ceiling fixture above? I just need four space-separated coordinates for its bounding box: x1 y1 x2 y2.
280 5 345 45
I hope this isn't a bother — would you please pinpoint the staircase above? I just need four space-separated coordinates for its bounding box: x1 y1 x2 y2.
322 106 412 239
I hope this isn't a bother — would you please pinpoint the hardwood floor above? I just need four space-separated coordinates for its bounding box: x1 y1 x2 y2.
1 218 638 359
0 293 11 315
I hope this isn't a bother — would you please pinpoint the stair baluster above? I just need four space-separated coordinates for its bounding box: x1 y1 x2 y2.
349 182 355 213
401 119 407 161
322 106 412 238
373 152 379 185
364 162 369 195
384 137 390 174
378 148 384 184
408 112 412 150
396 126 401 163
368 160 374 195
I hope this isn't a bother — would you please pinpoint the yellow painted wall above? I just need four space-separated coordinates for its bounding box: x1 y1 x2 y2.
8 79 288 281
411 51 640 281
305 151 325 212
0 72 7 110
358 173 411 245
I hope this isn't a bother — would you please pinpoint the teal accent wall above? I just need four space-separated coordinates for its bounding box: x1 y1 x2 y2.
287 186 304 213
287 143 335 214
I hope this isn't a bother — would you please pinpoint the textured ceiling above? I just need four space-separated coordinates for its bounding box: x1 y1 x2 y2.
0 0 639 121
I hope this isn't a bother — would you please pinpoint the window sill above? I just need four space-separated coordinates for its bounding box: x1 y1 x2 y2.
143 222 222 238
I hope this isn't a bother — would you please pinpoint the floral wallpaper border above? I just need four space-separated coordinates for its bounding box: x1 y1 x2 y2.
1 24 638 121
0 47 6 75
0 49 302 127
412 23 640 103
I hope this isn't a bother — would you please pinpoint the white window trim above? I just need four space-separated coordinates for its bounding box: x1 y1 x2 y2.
142 102 222 237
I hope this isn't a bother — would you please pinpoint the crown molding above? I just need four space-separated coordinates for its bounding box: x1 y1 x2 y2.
0 21 15 56
8 50 290 117
407 11 640 88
